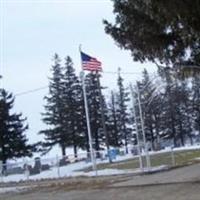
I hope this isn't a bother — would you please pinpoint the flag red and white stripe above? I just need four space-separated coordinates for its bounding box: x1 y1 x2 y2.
81 51 102 71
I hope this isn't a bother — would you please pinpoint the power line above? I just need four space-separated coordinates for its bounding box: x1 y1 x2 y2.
103 71 154 75
15 86 48 97
104 71 142 75
14 70 155 97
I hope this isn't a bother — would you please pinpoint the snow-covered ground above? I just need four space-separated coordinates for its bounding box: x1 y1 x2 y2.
0 154 135 183
0 144 200 183
0 186 29 194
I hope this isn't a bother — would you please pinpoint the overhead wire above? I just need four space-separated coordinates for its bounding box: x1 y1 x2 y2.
15 86 48 97
14 70 155 97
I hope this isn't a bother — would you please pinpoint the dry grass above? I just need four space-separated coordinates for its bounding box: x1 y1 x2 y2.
82 149 200 172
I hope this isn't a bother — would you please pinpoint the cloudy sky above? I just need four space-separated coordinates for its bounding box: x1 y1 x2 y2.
1 0 157 156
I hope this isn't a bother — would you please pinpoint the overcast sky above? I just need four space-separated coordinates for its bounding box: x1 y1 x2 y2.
0 0 157 156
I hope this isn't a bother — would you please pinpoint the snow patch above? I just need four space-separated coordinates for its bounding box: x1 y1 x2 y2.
1 145 200 183
0 186 29 194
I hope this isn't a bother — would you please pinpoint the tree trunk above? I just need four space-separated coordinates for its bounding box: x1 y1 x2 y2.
189 134 193 145
61 145 66 156
113 117 119 147
150 129 155 151
1 145 7 175
95 128 101 158
85 130 90 153
95 130 99 152
178 120 185 146
171 121 177 147
112 99 119 147
72 128 78 158
123 124 128 154
2 159 7 175
186 114 193 145
154 114 160 150
73 145 78 158
170 107 177 147
124 137 128 154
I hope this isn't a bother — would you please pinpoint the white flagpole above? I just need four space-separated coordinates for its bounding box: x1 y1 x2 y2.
79 46 97 176
130 83 143 171
136 84 151 170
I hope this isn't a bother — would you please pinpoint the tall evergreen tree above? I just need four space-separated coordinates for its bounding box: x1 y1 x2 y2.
131 68 200 148
107 90 121 147
175 80 192 146
159 70 179 146
85 72 105 152
40 54 88 157
137 69 163 150
191 76 200 141
104 0 200 75
0 89 34 167
62 56 86 157
40 54 67 156
159 70 190 147
78 79 89 152
117 70 131 153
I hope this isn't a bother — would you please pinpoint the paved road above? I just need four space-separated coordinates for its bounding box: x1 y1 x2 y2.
1 163 200 200
114 162 200 187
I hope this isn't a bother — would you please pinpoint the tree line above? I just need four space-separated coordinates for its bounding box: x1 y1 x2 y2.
1 0 200 165
39 54 132 157
40 54 200 156
133 68 200 150
1 54 200 164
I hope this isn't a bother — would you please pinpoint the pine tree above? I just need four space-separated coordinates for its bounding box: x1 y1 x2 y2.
174 80 192 146
159 71 190 147
40 54 67 156
78 79 89 152
159 70 178 146
117 70 131 153
62 56 86 157
104 0 200 70
137 69 163 150
131 68 200 148
191 76 200 141
107 90 121 147
0 89 34 168
85 72 105 152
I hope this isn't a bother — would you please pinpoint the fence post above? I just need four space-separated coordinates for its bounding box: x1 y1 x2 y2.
24 159 30 181
56 155 60 178
145 143 151 170
93 150 98 176
0 161 3 182
171 147 175 166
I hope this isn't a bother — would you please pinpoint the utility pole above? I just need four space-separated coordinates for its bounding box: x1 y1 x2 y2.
136 83 151 170
130 83 143 171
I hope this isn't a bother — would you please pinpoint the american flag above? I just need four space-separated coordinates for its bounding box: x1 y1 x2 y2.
81 51 102 71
